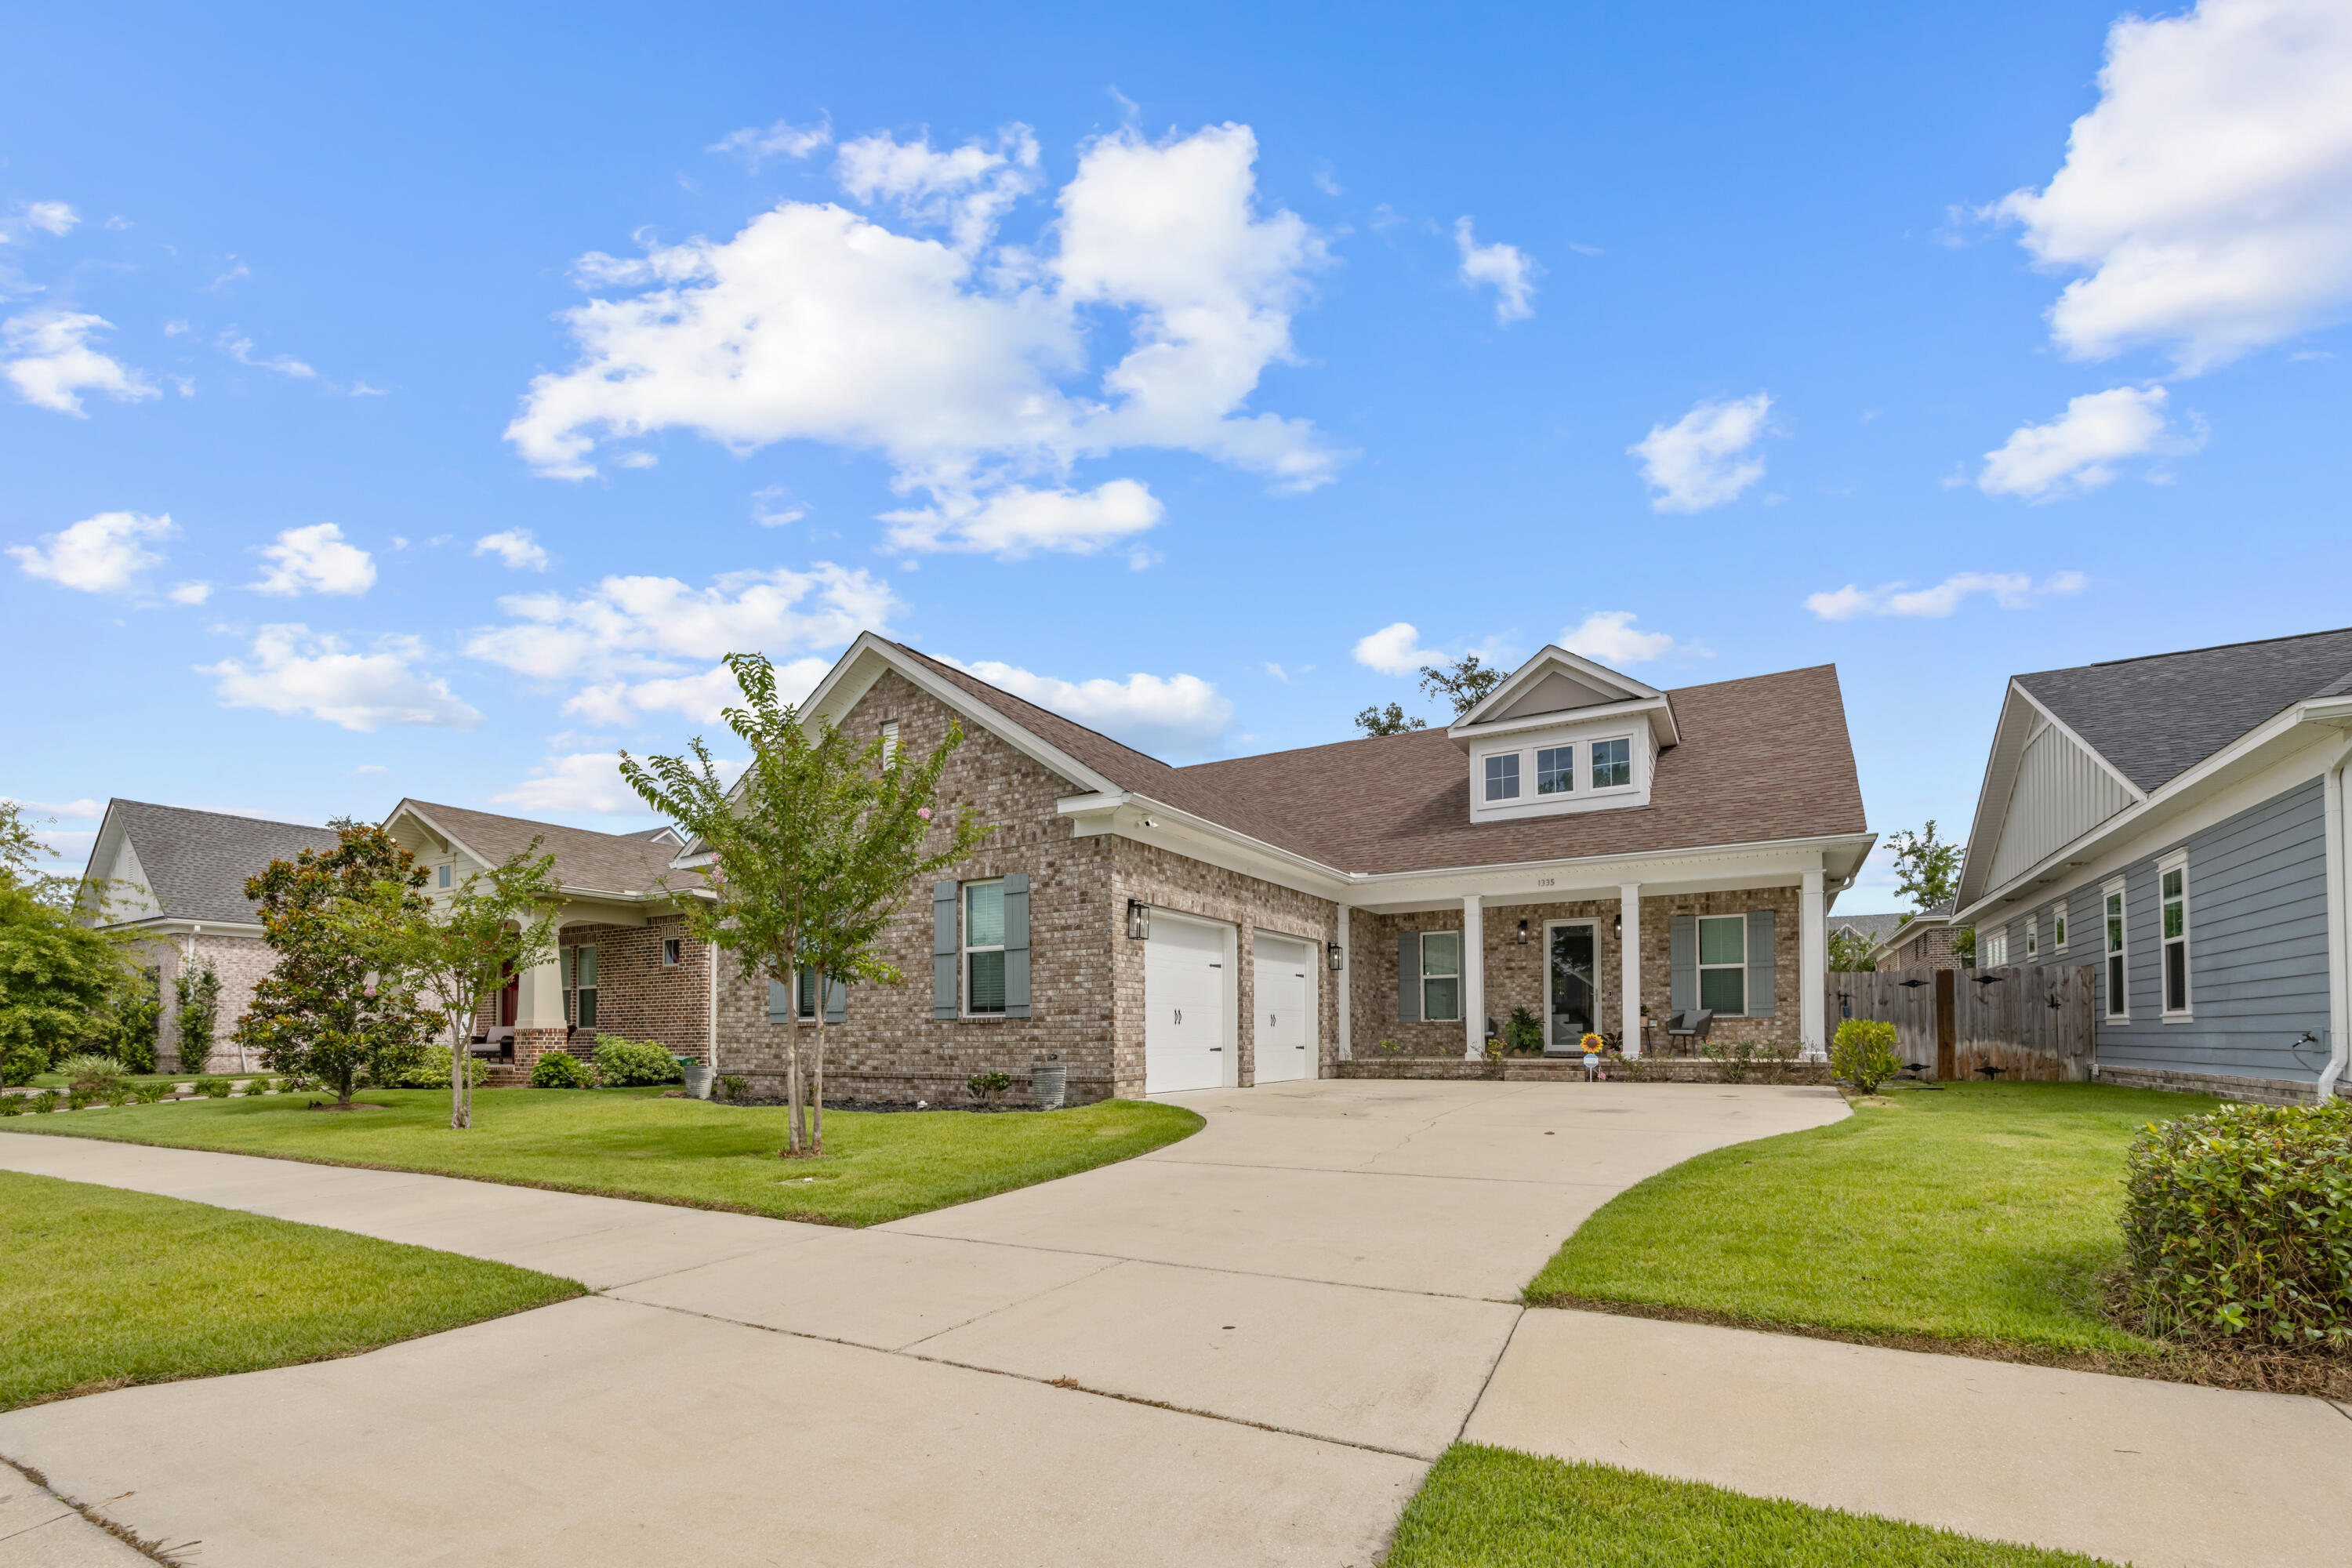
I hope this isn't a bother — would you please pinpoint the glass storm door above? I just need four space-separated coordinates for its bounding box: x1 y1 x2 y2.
1548 923 1597 1046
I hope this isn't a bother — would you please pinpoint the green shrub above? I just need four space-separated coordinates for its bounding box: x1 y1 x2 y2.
136 1083 170 1104
2120 1101 2352 1349
592 1034 684 1087
967 1069 1013 1108
58 1052 128 1099
1831 1018 1900 1094
1504 1006 1544 1056
240 1075 270 1096
716 1074 750 1102
1 1094 24 1116
530 1051 593 1089
195 1076 233 1099
1 1036 43 1087
377 1044 489 1090
33 1091 61 1113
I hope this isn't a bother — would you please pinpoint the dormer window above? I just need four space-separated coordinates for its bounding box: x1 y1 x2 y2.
1592 739 1632 789
1484 753 1521 801
1536 746 1574 794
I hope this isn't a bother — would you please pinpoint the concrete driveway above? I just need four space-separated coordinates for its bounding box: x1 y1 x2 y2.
0 1080 1841 1566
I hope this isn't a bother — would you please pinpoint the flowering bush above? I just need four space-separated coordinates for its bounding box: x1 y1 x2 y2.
2121 1101 2352 1349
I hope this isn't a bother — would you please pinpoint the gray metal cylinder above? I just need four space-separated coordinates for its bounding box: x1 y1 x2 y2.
1029 1058 1066 1111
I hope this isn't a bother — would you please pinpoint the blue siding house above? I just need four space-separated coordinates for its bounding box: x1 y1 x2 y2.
1953 627 2352 1105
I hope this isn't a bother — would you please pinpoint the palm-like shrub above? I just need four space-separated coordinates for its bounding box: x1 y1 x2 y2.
1830 1019 1900 1094
2121 1101 2352 1349
57 1052 128 1099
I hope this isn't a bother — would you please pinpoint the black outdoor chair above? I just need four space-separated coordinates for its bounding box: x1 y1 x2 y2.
1664 1009 1715 1052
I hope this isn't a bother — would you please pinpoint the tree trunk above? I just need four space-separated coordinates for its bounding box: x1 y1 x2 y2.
782 972 804 1157
811 1005 826 1156
450 1000 471 1131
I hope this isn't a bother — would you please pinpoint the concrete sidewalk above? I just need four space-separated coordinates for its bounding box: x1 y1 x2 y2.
5 1083 2349 1566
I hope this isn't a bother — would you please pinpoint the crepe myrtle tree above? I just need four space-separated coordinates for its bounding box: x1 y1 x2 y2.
339 842 561 1129
1888 820 1976 964
233 819 437 1108
621 652 989 1158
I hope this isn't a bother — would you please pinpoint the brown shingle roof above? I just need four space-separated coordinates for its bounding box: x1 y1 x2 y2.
898 647 1867 874
398 800 681 895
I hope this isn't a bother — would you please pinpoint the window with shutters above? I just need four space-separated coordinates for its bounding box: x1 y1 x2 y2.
2103 880 2129 1021
2159 854 2190 1018
1697 916 1744 1014
1417 931 1462 1022
964 879 1007 1016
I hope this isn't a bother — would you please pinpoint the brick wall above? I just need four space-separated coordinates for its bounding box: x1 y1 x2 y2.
138 929 279 1073
1881 923 1964 971
558 913 710 1063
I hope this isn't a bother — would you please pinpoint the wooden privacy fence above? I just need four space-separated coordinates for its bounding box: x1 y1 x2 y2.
1827 964 2095 1082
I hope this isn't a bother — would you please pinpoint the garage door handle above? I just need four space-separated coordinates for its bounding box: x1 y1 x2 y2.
1210 1046 1221 1051
1174 1009 1181 1025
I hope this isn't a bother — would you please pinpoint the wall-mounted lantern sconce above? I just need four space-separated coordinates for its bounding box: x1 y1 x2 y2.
1327 942 1345 971
1515 919 1530 945
1126 899 1149 941
1613 913 1623 936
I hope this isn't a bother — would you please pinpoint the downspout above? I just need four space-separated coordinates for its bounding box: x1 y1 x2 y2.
2320 735 2352 1103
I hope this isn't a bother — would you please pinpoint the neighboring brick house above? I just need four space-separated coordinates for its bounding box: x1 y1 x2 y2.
662 634 1876 1103
81 800 333 1072
1864 902 1966 971
379 800 708 1082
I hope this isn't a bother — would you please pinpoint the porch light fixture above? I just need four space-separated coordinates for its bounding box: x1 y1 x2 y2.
1327 942 1344 971
1613 913 1622 936
1126 899 1150 941
1515 919 1529 944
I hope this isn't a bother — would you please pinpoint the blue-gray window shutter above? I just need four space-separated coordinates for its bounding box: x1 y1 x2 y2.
768 977 790 1024
933 881 959 1019
1397 931 1422 1023
1746 910 1776 1018
1002 872 1031 1019
1670 916 1697 1013
825 975 848 1025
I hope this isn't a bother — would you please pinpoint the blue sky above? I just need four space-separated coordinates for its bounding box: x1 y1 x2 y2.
6 1 2348 905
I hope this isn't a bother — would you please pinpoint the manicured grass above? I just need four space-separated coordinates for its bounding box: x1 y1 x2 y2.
16 1069 267 1090
1526 1082 2221 1355
8 1087 1203 1225
0 1169 581 1410
1385 1445 2115 1567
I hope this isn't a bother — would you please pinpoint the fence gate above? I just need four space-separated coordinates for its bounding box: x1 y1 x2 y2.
1827 964 2095 1081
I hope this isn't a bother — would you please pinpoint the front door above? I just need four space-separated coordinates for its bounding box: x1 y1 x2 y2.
1548 921 1598 1047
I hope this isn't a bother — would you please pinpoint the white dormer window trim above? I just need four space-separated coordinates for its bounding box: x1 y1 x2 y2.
1469 724 1645 826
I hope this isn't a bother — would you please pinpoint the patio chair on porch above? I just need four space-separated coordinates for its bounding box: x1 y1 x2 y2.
1664 1009 1714 1054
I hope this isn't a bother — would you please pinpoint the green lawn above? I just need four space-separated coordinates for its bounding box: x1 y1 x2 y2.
7 1087 1203 1225
1385 1446 2116 1567
1 1169 580 1410
1526 1081 2220 1356
16 1069 268 1091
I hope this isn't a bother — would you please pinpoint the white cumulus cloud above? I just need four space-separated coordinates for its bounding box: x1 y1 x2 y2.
168 581 212 605
1 201 79 241
507 122 1340 557
1352 621 1443 677
708 115 834 171
474 529 550 571
201 625 482 731
7 510 175 593
2 310 158 415
1994 0 2352 372
493 753 640 814
1977 386 2201 501
1454 217 1537 324
942 656 1233 758
1557 611 1691 665
249 523 376 597
1629 393 1772 513
1805 571 2089 621
466 561 889 726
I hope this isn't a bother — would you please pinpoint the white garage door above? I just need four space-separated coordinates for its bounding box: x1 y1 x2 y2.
1145 913 1229 1094
1252 935 1313 1084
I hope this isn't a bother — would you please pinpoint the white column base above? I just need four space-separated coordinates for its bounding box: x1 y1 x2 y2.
1620 883 1643 1058
1800 869 1828 1061
1462 895 1486 1061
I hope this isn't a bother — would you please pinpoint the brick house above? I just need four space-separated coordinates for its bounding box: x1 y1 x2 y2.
643 634 1876 1104
82 800 333 1072
1864 901 1965 971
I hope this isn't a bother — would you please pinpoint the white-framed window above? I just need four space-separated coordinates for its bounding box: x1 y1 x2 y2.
1484 753 1521 800
567 945 598 1029
1536 745 1574 795
2053 900 2069 953
2024 913 2039 962
2159 852 2190 1018
1981 927 2009 967
2103 879 2129 1020
1697 914 1747 1014
880 719 900 764
964 879 1007 1016
437 863 452 889
662 937 681 967
1417 931 1462 1022
1592 737 1632 789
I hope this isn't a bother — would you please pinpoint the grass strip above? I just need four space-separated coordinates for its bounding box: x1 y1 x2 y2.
5 1087 1203 1226
1384 1444 2117 1567
1 1169 581 1410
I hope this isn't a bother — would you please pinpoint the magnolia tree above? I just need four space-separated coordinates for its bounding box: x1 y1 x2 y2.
342 842 561 1129
234 821 436 1107
622 652 989 1158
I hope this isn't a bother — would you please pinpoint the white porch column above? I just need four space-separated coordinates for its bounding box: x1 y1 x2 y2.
514 931 568 1030
1619 883 1643 1057
1334 905 1352 1062
1462 894 1486 1060
1801 869 1828 1060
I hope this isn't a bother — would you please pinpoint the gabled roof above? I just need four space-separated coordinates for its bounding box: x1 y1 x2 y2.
1447 644 1680 749
1828 911 1910 948
389 800 682 896
93 800 331 925
2015 626 2352 793
889 644 1867 877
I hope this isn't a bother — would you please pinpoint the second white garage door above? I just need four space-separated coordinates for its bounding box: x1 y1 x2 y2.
1252 935 1314 1083
1145 913 1229 1094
